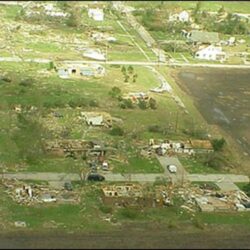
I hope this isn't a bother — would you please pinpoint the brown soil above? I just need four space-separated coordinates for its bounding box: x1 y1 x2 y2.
0 223 249 249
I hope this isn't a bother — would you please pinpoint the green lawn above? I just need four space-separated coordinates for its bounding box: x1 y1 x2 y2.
112 156 164 174
129 1 250 13
179 156 226 174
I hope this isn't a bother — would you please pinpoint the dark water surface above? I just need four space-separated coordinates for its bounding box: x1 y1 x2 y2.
174 68 250 156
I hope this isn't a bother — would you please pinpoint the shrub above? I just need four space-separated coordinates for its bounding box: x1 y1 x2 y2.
100 205 113 214
149 98 157 109
127 65 134 74
124 74 129 82
120 99 134 109
148 125 163 133
138 99 147 110
132 73 138 83
109 86 122 99
211 138 226 151
121 66 126 74
89 99 99 107
109 126 124 136
68 98 87 108
19 78 34 87
242 183 250 197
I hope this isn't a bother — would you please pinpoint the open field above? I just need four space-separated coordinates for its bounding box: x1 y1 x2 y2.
172 67 250 173
129 1 250 14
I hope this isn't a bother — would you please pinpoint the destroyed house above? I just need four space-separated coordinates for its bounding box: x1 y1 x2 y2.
101 184 154 207
187 30 220 45
122 92 149 104
43 139 93 156
56 63 105 79
189 139 213 153
81 112 112 127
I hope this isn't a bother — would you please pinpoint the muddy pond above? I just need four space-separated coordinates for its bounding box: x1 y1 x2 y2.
173 68 250 156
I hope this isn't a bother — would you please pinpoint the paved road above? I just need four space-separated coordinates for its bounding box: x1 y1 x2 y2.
61 60 250 68
187 174 249 183
156 156 249 191
2 172 166 183
216 182 240 192
1 56 250 68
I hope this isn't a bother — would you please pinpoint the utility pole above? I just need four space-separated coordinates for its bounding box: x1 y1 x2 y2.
175 111 179 133
105 41 108 65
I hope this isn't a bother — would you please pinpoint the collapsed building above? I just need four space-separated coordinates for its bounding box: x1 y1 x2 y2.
149 139 213 156
2 180 80 206
55 63 105 79
122 92 149 104
90 32 117 43
101 184 173 208
43 139 106 158
80 111 112 128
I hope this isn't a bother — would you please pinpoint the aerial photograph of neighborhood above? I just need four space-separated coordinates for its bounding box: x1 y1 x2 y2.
0 0 250 249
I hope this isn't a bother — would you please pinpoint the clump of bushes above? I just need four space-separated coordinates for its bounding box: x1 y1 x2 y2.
211 138 226 151
109 126 124 136
119 99 134 109
148 125 163 133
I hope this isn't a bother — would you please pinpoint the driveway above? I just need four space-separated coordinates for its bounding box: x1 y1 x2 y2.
156 156 188 184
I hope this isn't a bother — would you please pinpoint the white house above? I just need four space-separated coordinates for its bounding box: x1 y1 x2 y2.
88 8 104 21
195 45 226 61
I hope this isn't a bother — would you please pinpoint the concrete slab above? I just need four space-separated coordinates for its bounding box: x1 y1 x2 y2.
216 182 240 192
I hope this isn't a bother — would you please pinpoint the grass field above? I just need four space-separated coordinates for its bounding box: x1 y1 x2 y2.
179 156 226 174
129 1 250 13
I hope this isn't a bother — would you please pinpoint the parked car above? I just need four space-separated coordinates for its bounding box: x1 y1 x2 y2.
167 164 177 173
87 173 105 181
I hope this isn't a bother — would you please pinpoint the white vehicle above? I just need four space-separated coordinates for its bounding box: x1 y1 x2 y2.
167 164 177 173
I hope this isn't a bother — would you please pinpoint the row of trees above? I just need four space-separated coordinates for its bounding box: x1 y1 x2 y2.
109 86 157 110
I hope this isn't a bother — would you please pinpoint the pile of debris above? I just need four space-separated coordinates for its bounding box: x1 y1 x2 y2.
43 139 94 156
173 184 250 213
90 32 117 43
2 179 80 206
80 111 112 128
122 92 149 104
146 138 213 156
23 2 69 18
101 183 173 208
